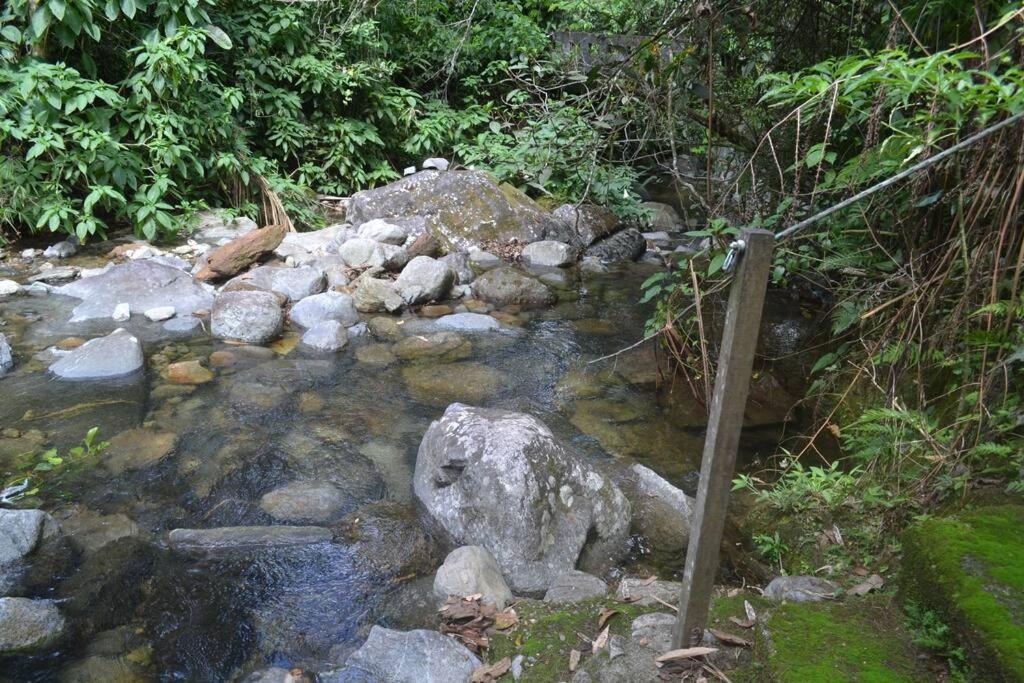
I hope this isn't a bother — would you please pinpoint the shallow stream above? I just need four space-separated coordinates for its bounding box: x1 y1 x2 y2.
0 257 817 680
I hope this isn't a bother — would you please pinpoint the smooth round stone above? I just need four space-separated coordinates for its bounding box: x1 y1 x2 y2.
0 598 65 653
208 351 237 367
433 312 501 332
259 481 350 523
166 360 214 385
103 428 177 475
420 304 453 318
49 329 144 380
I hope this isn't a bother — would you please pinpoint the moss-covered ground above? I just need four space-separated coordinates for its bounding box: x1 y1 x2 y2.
901 504 1024 681
760 595 931 682
486 591 936 682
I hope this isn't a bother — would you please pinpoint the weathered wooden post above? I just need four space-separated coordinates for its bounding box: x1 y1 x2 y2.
673 228 775 648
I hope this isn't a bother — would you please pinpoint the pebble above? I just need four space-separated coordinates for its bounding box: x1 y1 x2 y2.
166 360 215 385
144 306 176 322
208 351 237 368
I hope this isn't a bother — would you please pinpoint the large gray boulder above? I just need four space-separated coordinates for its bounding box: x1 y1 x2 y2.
342 626 481 683
0 509 66 595
211 291 284 344
0 333 12 377
49 329 144 380
552 204 620 246
289 291 359 329
627 464 695 554
433 545 513 608
394 256 454 305
584 228 646 262
471 267 555 309
57 260 214 322
346 170 573 251
414 404 631 594
0 598 65 653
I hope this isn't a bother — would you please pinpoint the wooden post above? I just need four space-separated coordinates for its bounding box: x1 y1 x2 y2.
673 228 774 647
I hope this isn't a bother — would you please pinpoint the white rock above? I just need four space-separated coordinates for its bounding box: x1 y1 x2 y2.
521 240 576 267
20 249 39 259
49 329 144 380
357 219 408 246
0 280 22 297
43 241 77 259
434 545 513 608
144 306 176 322
422 157 450 171
112 303 131 322
0 333 12 376
403 166 417 176
300 320 349 352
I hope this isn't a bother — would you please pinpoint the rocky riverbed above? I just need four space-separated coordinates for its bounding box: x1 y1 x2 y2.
0 167 819 681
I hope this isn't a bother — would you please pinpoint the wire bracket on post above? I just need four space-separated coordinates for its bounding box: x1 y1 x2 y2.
722 239 745 273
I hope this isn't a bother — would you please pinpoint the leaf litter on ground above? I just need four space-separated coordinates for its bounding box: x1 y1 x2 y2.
438 596 519 654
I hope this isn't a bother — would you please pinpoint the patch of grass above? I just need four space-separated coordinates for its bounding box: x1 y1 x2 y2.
900 505 1024 680
761 595 931 682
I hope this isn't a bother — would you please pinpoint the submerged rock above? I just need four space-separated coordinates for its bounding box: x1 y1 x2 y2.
103 428 177 475
167 526 333 553
341 626 481 683
211 290 284 344
58 260 214 322
49 329 144 380
259 481 351 524
0 598 65 653
471 267 556 309
414 403 631 594
337 501 436 578
401 363 505 407
433 545 513 608
392 331 471 363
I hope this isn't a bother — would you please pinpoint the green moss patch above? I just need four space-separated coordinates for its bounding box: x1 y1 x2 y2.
486 598 659 682
761 595 931 682
901 504 1024 680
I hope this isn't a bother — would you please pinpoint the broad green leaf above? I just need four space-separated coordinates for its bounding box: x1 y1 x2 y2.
708 252 726 276
205 24 232 50
1 26 22 43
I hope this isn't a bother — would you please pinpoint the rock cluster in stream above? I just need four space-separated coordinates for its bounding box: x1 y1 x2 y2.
0 161 731 679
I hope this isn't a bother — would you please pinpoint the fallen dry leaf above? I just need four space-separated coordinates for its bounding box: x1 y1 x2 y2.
709 629 752 647
592 626 610 653
597 608 620 629
728 616 755 629
471 657 511 682
492 608 518 631
655 646 718 663
641 575 659 586
569 649 581 672
853 565 869 577
744 599 757 624
849 573 885 596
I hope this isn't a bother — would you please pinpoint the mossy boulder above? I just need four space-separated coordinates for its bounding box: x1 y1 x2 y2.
900 505 1024 681
346 170 575 251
